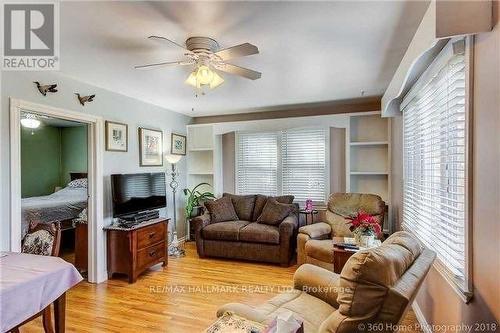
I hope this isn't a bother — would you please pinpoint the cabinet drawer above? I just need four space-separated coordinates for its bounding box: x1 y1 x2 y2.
137 242 165 269
137 223 165 250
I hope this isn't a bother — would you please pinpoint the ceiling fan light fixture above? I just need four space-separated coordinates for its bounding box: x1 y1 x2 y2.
185 71 201 88
196 65 213 85
209 71 224 89
185 65 224 90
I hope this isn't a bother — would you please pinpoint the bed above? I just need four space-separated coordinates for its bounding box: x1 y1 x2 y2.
21 173 88 236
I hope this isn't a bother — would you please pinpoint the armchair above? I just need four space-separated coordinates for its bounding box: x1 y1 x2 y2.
297 193 385 270
218 231 436 333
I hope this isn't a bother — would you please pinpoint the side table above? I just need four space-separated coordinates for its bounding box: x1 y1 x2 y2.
299 209 319 225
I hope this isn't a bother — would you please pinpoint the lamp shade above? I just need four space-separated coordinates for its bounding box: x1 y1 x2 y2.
165 154 182 164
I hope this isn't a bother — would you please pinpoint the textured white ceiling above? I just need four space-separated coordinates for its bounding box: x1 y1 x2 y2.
59 1 429 116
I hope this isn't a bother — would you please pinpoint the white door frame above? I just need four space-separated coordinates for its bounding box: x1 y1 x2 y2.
10 98 106 283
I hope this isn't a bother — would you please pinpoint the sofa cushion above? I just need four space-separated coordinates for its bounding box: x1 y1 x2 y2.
337 231 422 318
223 193 256 221
205 196 239 223
239 222 280 244
257 199 293 226
305 239 335 263
252 195 295 221
202 220 251 241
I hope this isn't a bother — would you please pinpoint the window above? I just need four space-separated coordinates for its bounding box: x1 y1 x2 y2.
236 128 327 202
236 132 278 196
402 39 471 298
281 128 326 202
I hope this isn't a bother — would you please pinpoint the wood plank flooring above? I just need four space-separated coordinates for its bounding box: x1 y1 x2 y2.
22 243 421 332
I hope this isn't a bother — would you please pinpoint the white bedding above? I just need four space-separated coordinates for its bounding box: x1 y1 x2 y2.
21 187 88 236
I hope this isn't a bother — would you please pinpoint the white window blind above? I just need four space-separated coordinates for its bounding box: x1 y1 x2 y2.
236 132 278 196
402 40 470 296
236 128 328 202
282 128 327 202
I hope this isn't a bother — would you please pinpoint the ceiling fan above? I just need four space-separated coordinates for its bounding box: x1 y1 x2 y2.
134 36 261 91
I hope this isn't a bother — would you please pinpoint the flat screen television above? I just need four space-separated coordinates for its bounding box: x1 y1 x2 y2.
111 172 166 218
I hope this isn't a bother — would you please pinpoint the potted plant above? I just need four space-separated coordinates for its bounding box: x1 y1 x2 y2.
183 183 216 218
346 211 382 247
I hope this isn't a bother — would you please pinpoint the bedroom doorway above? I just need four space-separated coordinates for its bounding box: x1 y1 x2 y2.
10 99 105 283
20 114 90 278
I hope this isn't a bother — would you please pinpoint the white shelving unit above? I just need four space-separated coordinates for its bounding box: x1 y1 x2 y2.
186 124 222 196
346 113 392 232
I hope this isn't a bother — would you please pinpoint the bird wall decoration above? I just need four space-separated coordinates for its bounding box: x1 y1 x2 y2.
75 93 95 106
34 82 57 96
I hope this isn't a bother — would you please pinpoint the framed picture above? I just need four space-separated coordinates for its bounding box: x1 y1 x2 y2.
105 121 128 152
139 127 163 166
171 133 187 156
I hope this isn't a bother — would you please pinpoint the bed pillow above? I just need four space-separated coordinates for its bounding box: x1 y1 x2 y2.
257 198 293 226
68 178 87 188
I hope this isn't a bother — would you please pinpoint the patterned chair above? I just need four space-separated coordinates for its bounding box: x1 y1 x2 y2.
22 221 61 257
12 221 62 333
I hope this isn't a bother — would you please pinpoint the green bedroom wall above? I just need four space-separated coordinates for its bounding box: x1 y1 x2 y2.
21 124 88 198
61 126 88 185
21 126 62 198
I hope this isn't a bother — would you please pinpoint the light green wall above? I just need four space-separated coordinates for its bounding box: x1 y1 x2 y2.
61 126 88 185
21 125 88 198
21 126 62 198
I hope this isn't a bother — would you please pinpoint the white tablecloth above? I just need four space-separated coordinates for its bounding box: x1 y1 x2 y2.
0 252 83 332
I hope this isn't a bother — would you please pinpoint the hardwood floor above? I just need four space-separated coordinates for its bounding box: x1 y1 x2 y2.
22 243 422 332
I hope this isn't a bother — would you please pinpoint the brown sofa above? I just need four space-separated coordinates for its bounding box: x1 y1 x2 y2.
192 193 299 266
298 193 386 270
218 231 436 333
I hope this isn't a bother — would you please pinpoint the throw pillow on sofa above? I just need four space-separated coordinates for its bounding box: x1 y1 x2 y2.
257 198 293 226
223 193 256 221
205 196 239 223
252 194 294 221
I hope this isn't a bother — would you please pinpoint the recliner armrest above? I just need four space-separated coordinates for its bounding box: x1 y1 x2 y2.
293 264 341 308
298 222 332 239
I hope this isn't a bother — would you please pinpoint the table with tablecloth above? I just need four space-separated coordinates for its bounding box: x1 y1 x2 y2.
0 252 82 332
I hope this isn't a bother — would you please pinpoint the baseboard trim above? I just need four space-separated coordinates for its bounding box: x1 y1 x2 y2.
412 302 431 333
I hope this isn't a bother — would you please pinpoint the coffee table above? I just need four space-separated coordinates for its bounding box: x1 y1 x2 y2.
332 237 358 274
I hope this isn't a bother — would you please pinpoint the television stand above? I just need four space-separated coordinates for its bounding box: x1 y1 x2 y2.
104 218 169 283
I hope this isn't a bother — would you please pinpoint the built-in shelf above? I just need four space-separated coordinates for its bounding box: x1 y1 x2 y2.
347 113 391 233
350 141 388 146
350 171 389 175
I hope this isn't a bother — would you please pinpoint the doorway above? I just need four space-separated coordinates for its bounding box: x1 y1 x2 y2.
10 99 105 283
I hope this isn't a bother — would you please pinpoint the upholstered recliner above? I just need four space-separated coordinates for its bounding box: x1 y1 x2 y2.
217 231 436 333
298 193 386 270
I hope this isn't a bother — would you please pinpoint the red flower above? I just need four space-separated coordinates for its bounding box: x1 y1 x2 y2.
346 210 382 236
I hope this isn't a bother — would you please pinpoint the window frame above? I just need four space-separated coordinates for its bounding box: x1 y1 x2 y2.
235 126 330 205
401 37 473 303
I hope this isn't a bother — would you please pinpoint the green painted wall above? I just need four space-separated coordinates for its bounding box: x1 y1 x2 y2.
21 125 88 198
21 126 62 198
61 126 88 185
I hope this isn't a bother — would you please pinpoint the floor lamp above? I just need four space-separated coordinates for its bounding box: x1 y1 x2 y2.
165 154 185 257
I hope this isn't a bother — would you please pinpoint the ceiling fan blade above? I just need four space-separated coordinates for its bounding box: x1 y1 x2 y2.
134 60 193 70
214 43 259 61
217 63 262 80
147 36 192 53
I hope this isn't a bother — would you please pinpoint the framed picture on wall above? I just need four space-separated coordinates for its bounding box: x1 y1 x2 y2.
139 127 163 166
105 121 128 152
171 133 187 156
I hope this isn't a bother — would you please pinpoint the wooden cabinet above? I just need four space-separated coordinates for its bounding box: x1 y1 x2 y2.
105 218 169 283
